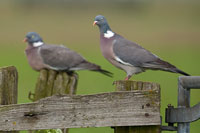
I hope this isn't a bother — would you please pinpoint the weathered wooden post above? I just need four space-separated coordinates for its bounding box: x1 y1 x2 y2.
0 78 161 131
29 69 78 133
113 80 161 133
0 66 18 133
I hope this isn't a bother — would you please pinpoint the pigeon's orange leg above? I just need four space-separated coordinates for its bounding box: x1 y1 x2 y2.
124 75 131 80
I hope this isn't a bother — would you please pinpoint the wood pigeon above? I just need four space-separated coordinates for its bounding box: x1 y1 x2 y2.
24 32 112 77
93 15 190 80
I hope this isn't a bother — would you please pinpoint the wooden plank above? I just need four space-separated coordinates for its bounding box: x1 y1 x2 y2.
114 126 160 133
113 80 161 133
29 69 78 133
0 91 160 131
0 66 18 133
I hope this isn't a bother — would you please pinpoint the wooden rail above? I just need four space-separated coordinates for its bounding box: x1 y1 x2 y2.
0 90 160 131
0 67 161 132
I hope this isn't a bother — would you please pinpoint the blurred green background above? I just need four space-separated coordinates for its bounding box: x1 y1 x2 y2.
0 0 199 132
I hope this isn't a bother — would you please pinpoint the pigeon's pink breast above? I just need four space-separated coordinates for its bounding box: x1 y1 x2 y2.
25 45 47 71
100 34 123 70
100 35 115 61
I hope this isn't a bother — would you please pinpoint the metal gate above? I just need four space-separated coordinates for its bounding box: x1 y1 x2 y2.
164 76 200 133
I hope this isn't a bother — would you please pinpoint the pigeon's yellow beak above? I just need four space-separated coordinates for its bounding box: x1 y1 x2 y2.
93 21 98 26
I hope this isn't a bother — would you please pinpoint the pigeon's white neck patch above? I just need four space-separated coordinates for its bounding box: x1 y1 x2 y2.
33 41 44 47
104 30 115 38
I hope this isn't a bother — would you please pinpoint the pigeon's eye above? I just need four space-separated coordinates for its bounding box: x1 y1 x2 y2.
31 35 35 39
100 18 104 20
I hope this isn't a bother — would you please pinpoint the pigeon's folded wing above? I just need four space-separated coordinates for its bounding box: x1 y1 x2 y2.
113 34 159 68
40 44 85 70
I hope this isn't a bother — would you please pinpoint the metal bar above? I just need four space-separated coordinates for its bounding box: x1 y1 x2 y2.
179 76 200 89
161 126 177 131
166 103 200 123
178 76 190 133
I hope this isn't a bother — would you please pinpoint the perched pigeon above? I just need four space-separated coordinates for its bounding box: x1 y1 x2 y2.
24 32 112 77
93 15 190 80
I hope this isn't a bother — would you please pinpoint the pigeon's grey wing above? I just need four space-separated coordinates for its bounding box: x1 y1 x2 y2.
113 34 160 68
112 35 190 76
40 44 85 70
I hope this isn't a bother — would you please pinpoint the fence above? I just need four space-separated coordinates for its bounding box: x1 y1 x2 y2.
0 66 199 133
165 76 200 133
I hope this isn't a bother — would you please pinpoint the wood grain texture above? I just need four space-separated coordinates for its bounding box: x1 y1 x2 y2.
113 80 161 133
0 66 18 105
114 126 160 133
0 91 160 131
29 69 78 133
31 69 78 102
0 66 18 133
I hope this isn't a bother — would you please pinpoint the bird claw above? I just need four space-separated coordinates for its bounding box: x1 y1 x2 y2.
124 77 129 80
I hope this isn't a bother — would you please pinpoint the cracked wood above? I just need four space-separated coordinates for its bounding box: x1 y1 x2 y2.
0 90 160 131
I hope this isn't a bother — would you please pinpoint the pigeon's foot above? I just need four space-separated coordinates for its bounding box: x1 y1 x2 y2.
124 75 132 80
124 77 129 80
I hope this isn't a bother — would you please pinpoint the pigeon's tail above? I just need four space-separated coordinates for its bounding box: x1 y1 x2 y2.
158 60 190 76
144 59 190 76
91 65 113 77
80 61 113 77
170 68 190 76
95 69 113 77
159 60 190 76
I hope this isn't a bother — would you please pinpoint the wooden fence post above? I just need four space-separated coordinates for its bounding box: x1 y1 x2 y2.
29 69 78 133
0 66 18 133
113 80 161 133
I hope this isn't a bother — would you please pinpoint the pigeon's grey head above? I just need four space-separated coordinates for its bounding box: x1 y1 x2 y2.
24 32 43 44
93 15 111 33
93 15 108 26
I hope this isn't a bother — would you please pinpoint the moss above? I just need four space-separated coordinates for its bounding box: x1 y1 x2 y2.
0 106 11 112
114 80 160 108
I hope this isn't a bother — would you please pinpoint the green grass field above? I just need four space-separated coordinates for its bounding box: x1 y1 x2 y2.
0 1 199 133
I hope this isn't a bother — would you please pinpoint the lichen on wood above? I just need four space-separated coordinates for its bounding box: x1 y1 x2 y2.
113 80 161 133
0 66 18 133
0 91 161 131
0 66 18 106
29 69 78 102
29 69 78 133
